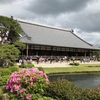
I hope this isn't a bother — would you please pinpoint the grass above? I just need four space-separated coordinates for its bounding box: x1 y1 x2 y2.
44 63 100 74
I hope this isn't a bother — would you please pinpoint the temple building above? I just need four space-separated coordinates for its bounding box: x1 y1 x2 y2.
18 20 100 58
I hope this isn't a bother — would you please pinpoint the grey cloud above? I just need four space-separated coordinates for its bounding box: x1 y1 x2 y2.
55 10 100 33
74 29 100 45
0 0 15 4
72 12 100 32
27 0 92 15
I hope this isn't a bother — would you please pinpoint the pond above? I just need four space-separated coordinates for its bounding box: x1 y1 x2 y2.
48 73 100 88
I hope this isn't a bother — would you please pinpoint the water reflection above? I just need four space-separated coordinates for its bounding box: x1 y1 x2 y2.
48 73 100 88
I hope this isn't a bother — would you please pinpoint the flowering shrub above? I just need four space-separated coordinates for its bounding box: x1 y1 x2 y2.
5 68 49 100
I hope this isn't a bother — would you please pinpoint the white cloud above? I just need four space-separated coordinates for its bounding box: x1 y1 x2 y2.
86 0 100 13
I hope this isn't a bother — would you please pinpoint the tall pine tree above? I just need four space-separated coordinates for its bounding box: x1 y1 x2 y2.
0 16 22 44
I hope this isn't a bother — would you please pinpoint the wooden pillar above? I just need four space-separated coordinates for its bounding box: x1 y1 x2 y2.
85 52 86 57
36 51 38 56
26 44 29 57
50 47 53 56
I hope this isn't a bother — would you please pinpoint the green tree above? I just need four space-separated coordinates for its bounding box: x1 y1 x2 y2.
93 51 100 58
0 44 20 67
14 41 26 64
14 41 26 52
0 16 22 44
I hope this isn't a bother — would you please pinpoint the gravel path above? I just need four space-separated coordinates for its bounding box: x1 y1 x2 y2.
32 61 100 68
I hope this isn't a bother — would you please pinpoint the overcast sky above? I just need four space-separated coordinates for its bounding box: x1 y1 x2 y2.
0 0 100 46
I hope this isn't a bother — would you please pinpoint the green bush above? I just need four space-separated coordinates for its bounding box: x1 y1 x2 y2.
19 63 34 68
0 44 20 67
0 68 11 76
41 96 54 100
38 67 45 72
0 86 4 97
82 86 100 100
27 93 54 100
19 64 26 68
9 66 19 72
0 75 10 86
45 79 82 100
0 94 54 100
0 94 2 100
69 62 79 66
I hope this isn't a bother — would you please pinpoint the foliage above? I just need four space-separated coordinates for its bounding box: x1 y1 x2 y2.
14 41 26 51
5 68 49 100
0 94 3 100
0 75 10 86
0 87 3 94
38 96 54 100
45 79 82 100
38 67 45 72
0 66 18 87
0 93 54 100
0 44 20 67
19 64 34 68
8 66 19 72
0 16 22 44
69 62 79 66
0 68 11 76
93 51 100 58
88 65 100 67
82 86 100 100
31 95 54 100
0 66 19 76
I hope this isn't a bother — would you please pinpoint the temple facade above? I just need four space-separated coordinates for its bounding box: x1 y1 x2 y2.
18 20 100 58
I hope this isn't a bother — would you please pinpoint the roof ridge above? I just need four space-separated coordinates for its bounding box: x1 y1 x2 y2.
15 18 73 32
72 32 93 46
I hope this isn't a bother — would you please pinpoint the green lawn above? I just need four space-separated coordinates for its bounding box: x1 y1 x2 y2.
44 63 100 74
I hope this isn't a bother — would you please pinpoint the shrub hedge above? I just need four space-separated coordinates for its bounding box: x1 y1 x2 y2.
45 79 100 100
8 66 19 72
82 86 100 100
38 67 45 72
0 68 11 76
69 62 79 66
0 75 10 86
45 79 82 100
19 63 34 68
0 66 19 77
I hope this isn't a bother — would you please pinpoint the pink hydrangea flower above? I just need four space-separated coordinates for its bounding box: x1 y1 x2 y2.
5 68 49 99
26 94 32 100
20 88 26 93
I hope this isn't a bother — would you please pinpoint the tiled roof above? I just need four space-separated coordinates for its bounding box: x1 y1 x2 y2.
18 20 100 50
